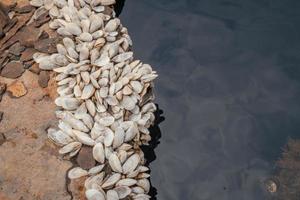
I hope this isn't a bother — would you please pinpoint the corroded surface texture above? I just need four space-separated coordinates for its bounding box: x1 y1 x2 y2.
0 71 73 200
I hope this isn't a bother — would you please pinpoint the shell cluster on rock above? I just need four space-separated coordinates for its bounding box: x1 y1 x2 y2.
30 0 158 199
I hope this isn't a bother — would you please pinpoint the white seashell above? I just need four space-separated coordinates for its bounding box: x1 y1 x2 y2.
132 194 151 199
30 0 44 7
74 85 82 97
90 14 103 33
112 127 124 149
81 71 90 84
141 103 156 113
51 54 69 66
105 146 113 159
79 45 90 61
59 142 82 154
80 113 94 129
99 116 115 127
75 102 87 116
116 178 137 187
49 6 60 18
114 186 131 199
58 120 75 138
138 166 149 173
104 18 119 32
94 52 110 67
84 172 105 189
92 30 104 39
69 147 81 157
63 37 75 49
99 0 116 6
138 173 150 179
137 179 150 193
141 73 158 82
98 77 109 86
91 69 101 79
67 0 75 7
117 150 127 163
132 187 144 194
106 36 116 42
68 167 88 179
81 19 90 33
55 97 80 110
65 23 82 36
92 5 105 12
44 0 54 9
86 99 96 116
130 81 143 94
54 0 67 8
91 122 105 139
60 112 89 132
122 153 140 174
85 172 105 189
117 143 133 151
90 76 100 88
104 128 114 147
102 173 121 189
108 43 120 58
108 153 123 173
106 96 118 106
99 87 108 98
48 128 74 146
73 130 95 146
94 38 106 48
125 123 138 142
85 189 105 200
106 190 119 200
90 48 100 64
67 47 79 60
121 96 135 110
57 27 72 36
126 169 140 178
112 52 133 63
96 103 107 113
88 165 104 175
81 84 95 99
122 85 132 95
79 32 93 42
93 143 105 163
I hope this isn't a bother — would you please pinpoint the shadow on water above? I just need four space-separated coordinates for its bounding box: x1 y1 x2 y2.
114 0 126 17
141 105 165 200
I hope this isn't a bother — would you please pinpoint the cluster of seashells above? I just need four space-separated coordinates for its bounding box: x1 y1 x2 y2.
30 0 158 199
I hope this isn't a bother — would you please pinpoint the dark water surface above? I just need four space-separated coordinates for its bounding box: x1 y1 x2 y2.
120 1 300 199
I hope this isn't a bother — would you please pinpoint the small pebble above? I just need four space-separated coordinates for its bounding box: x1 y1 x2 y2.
38 71 50 88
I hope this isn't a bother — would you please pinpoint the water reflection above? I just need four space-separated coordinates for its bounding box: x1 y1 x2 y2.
119 0 300 199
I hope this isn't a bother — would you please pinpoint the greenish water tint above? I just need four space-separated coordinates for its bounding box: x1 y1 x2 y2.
120 0 300 199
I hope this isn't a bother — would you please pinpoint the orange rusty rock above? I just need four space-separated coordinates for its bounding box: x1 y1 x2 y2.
44 73 58 100
7 80 27 98
68 176 88 200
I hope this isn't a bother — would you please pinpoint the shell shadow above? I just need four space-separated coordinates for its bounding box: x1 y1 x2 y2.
141 104 165 200
115 0 126 17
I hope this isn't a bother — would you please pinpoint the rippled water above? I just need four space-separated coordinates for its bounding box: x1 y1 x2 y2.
119 1 300 199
